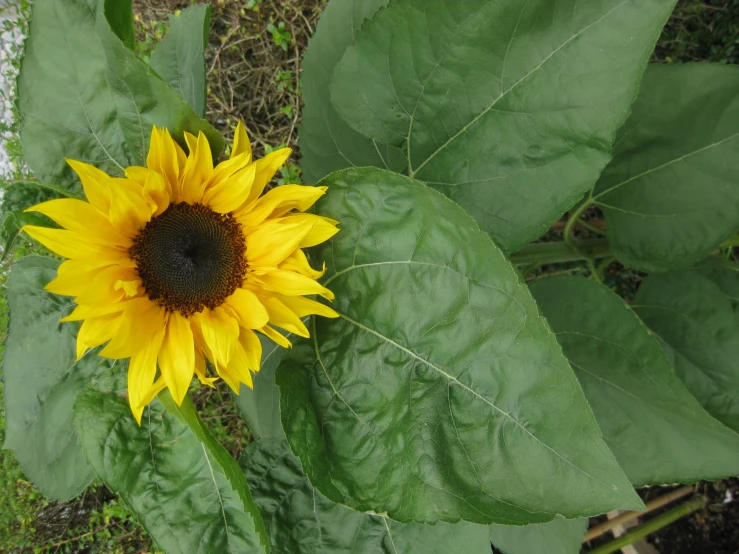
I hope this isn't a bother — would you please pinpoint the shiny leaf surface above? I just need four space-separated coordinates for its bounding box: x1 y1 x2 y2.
2 256 121 500
278 168 640 525
299 0 405 183
489 518 588 554
531 276 739 486
150 4 210 117
18 0 223 188
241 437 491 554
74 389 269 554
633 260 739 433
594 64 739 272
330 0 676 251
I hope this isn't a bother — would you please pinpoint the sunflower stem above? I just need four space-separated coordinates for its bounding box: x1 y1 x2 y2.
509 239 612 267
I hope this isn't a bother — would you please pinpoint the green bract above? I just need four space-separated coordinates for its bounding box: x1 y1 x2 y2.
3 0 739 553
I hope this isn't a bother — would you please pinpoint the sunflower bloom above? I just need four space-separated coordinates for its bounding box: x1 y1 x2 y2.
23 124 339 422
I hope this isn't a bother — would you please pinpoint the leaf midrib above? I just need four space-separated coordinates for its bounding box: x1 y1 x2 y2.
336 310 613 490
410 0 631 177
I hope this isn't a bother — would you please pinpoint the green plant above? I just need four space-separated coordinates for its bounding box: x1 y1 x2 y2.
4 1 739 554
266 21 291 51
275 70 294 92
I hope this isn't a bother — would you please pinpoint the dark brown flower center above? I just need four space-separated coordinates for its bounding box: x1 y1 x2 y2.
130 203 247 316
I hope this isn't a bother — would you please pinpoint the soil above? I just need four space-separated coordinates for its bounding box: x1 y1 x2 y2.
646 480 739 554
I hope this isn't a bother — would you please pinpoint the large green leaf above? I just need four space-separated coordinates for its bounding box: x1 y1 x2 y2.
530 276 739 486
489 518 588 554
234 334 286 440
2 256 123 500
299 0 405 183
150 4 211 118
633 260 739 433
593 64 739 272
74 389 269 554
18 0 223 189
277 167 640 525
241 437 491 554
329 0 676 251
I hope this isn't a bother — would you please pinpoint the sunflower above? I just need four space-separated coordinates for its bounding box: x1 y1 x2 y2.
23 123 339 423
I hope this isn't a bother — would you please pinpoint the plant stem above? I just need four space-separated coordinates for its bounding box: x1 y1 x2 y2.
509 239 611 266
583 485 694 542
586 495 706 554
563 196 593 249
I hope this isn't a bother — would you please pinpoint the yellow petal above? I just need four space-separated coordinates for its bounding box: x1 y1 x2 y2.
194 307 240 366
260 295 310 337
245 148 292 205
46 259 117 297
136 376 168 414
237 185 326 228
61 301 126 322
224 288 269 329
158 311 195 405
203 162 257 214
239 328 262 374
276 294 339 320
217 340 253 392
107 178 153 236
76 312 123 360
124 165 149 186
74 265 140 306
231 121 252 162
180 131 214 204
27 198 129 247
143 169 170 217
127 328 166 425
252 269 335 300
66 159 111 213
100 297 166 359
194 348 218 387
259 324 292 348
245 218 317 267
146 126 185 198
23 226 128 261
291 214 340 248
279 249 326 280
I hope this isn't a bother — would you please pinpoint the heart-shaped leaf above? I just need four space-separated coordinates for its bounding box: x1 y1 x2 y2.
299 0 405 183
18 0 223 189
74 389 269 554
633 259 739 433
593 64 739 272
150 4 211 118
278 168 640 525
330 0 676 250
2 256 123 500
530 275 739 486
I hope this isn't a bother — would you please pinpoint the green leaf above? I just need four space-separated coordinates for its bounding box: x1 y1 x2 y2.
277 167 641 525
329 0 676 251
104 0 134 50
241 437 491 554
150 4 211 118
633 260 739 433
2 256 123 500
18 0 223 188
74 389 269 554
489 518 588 554
234 334 286 440
593 64 739 272
298 0 405 183
530 276 739 486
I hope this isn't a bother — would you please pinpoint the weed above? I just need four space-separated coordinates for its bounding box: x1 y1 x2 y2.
266 21 291 51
